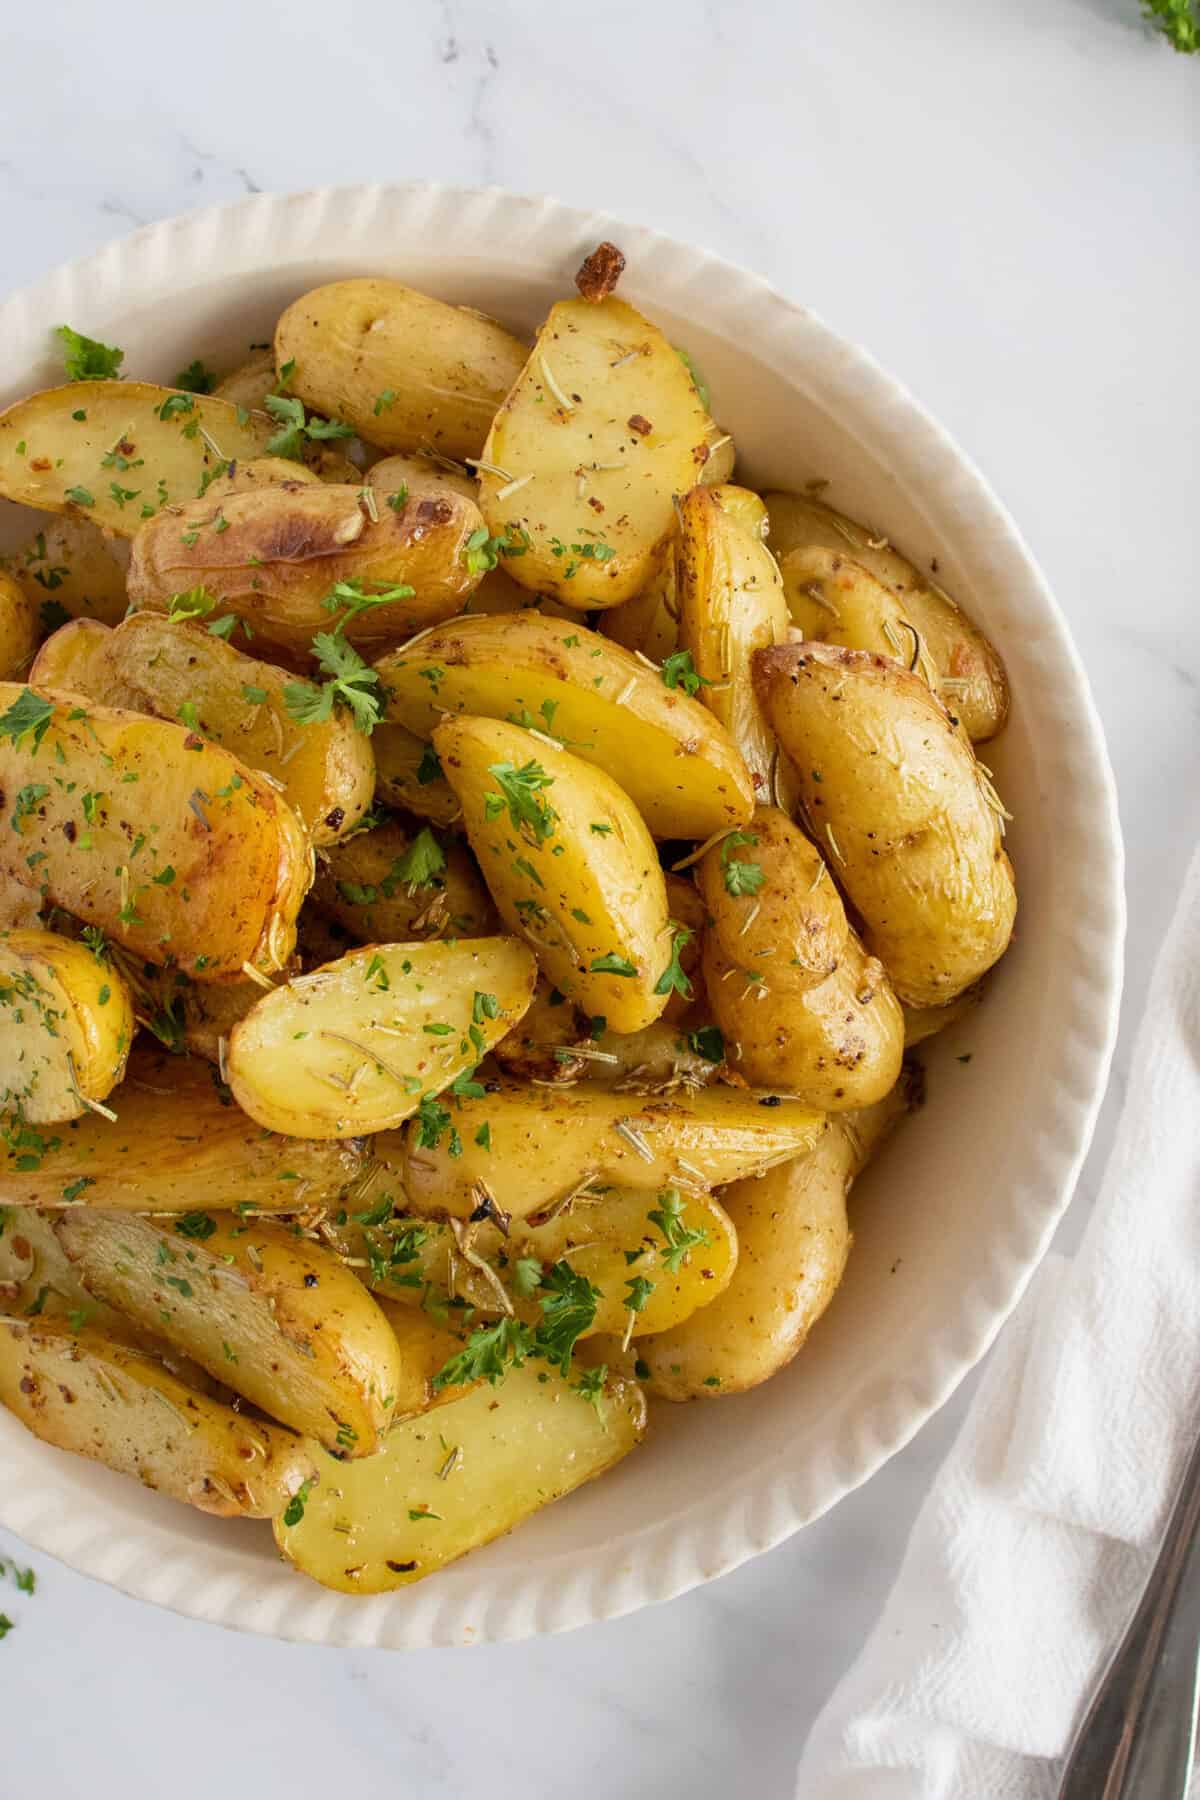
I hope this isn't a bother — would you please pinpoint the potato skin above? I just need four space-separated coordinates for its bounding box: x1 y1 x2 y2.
0 1318 317 1518
0 927 135 1122
697 806 845 985
434 715 672 1032
0 686 311 980
0 1044 368 1212
275 277 528 461
200 456 322 500
4 517 131 627
367 452 478 506
372 723 463 825
753 642 1017 1006
39 612 375 845
377 609 754 840
605 1085 909 1400
0 571 40 680
309 815 496 942
765 491 1009 742
127 483 485 656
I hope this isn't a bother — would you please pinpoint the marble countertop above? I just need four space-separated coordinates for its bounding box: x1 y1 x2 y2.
1 1 1197 1793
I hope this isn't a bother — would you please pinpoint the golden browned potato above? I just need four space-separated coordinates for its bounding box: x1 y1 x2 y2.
711 483 769 540
753 643 1016 1006
0 570 39 680
309 816 495 943
226 937 537 1139
371 724 463 825
602 1088 908 1400
35 613 375 845
395 1078 823 1222
372 1300 482 1420
0 927 135 1122
599 548 679 664
366 452 477 505
126 483 486 657
0 1316 316 1518
212 349 278 411
477 295 717 608
0 1203 131 1331
0 1044 367 1212
765 491 1009 741
55 1209 403 1457
0 383 279 536
275 278 529 461
377 611 754 840
780 546 932 679
696 807 903 1109
434 715 672 1031
0 686 311 980
199 457 322 500
3 517 131 627
676 484 793 807
274 1360 646 1592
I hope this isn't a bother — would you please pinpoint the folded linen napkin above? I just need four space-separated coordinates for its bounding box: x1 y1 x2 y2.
797 843 1200 1798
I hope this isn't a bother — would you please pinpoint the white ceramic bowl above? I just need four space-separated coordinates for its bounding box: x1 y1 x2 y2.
0 184 1123 1648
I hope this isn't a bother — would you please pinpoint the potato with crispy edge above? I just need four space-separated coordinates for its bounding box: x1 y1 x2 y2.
765 491 1009 741
3 517 131 627
54 1208 403 1457
0 928 135 1122
0 1316 316 1518
226 937 537 1140
394 1078 823 1222
0 383 281 536
274 1360 646 1592
676 484 793 806
0 571 39 680
376 610 754 840
606 1085 909 1399
33 613 375 845
435 716 672 1031
372 724 462 825
478 294 719 609
309 815 496 944
127 483 486 658
275 278 529 462
753 643 1017 1006
0 1044 367 1212
0 685 312 980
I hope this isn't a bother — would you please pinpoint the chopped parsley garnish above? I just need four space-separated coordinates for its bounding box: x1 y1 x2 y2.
674 345 710 409
654 923 694 1000
661 649 712 698
721 829 763 897
281 1478 314 1528
321 577 415 635
173 360 216 395
624 1275 656 1313
283 634 382 734
686 1024 725 1063
10 783 48 833
56 324 124 382
484 759 556 842
648 1188 712 1273
263 394 354 460
174 1211 217 1241
462 525 532 573
416 744 443 785
392 826 446 888
166 585 216 622
590 952 637 977
0 689 55 755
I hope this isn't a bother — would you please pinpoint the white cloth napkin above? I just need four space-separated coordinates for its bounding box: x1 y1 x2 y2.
797 844 1200 1798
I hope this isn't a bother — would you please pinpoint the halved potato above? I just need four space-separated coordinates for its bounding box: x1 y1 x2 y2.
0 1203 128 1330
478 295 717 608
275 277 529 461
780 545 937 679
199 456 322 500
615 1087 908 1399
127 483 485 657
0 383 279 536
0 928 135 1122
54 1208 402 1457
764 490 1009 741
274 1360 646 1592
376 610 754 839
0 1044 367 1212
35 613 375 845
309 815 496 943
396 1079 824 1222
676 484 793 805
753 643 1017 1006
0 571 39 680
226 937 537 1139
434 715 672 1031
0 1315 316 1518
212 350 277 411
0 685 311 979
372 724 463 826
3 517 131 627
327 1184 736 1338
367 452 478 506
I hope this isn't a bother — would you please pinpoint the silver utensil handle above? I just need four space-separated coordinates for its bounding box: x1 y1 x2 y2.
1058 1426 1200 1798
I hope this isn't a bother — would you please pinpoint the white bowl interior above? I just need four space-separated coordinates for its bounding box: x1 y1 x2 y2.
0 187 1123 1647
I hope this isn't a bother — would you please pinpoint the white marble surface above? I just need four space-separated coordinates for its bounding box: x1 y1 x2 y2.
0 0 1197 1792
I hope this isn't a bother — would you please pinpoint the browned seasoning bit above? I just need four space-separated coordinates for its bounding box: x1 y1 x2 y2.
575 241 626 303
627 414 652 437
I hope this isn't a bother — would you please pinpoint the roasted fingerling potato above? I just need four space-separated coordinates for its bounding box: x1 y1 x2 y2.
309 814 496 943
4 517 131 628
753 642 1016 1006
371 724 463 826
0 571 40 681
0 927 135 1122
